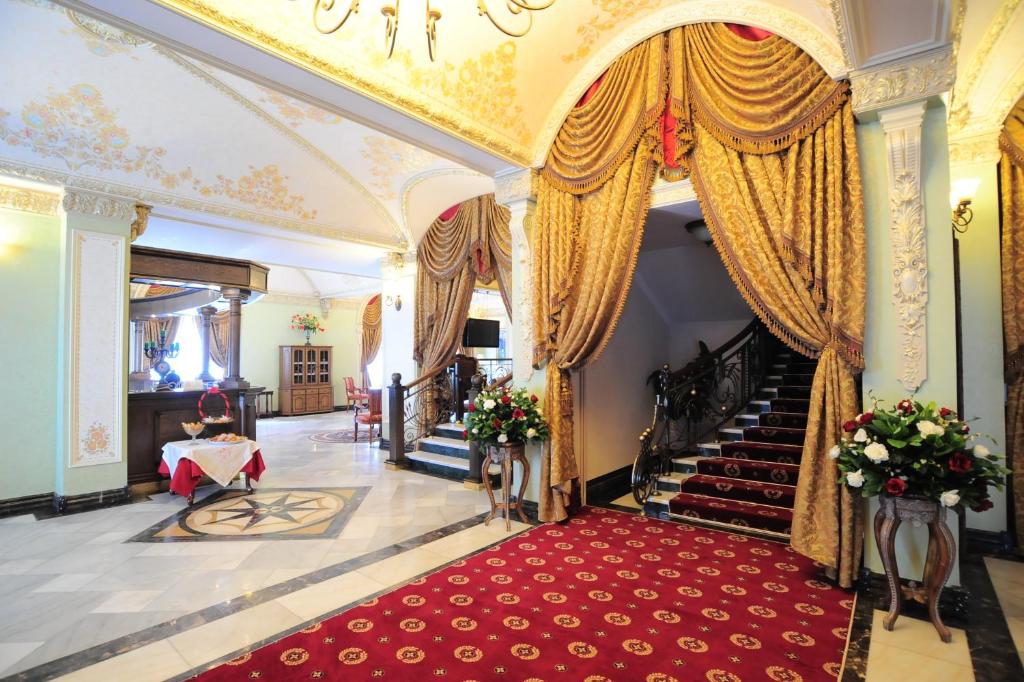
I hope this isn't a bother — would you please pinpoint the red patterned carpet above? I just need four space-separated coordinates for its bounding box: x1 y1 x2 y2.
194 508 854 681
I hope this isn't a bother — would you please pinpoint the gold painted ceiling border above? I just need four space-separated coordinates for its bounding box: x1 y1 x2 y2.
153 46 407 247
0 181 61 216
0 158 399 250
149 0 533 167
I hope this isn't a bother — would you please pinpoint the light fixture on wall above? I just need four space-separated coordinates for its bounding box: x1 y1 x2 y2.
384 294 402 311
950 177 980 234
290 0 556 61
685 219 713 247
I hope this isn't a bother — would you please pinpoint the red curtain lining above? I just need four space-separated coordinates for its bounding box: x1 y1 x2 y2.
368 294 380 305
438 204 460 221
572 24 774 171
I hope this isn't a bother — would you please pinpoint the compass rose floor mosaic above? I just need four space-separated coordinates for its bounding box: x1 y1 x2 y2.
129 488 370 542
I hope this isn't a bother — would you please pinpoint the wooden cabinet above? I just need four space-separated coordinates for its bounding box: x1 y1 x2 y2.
279 345 335 415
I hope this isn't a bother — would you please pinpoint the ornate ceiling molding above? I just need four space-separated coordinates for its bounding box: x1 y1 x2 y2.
62 187 137 222
850 45 955 116
534 1 846 166
0 181 60 216
494 168 535 206
399 167 489 244
650 178 698 209
0 158 399 249
262 292 365 308
879 102 928 393
130 203 151 242
948 129 1002 167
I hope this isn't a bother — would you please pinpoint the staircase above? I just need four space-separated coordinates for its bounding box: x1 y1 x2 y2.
644 352 816 541
406 423 501 483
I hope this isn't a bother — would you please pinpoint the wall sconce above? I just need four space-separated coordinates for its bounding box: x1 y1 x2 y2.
950 177 980 234
384 294 402 311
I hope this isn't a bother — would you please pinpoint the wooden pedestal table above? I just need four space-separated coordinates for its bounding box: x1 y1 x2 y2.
874 494 956 643
159 439 266 505
482 443 530 531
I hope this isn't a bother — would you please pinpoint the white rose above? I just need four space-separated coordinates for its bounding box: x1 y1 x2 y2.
828 445 841 460
526 428 537 439
974 444 990 457
864 442 889 463
846 469 865 488
483 399 496 410
497 433 508 444
472 428 478 434
939 490 960 508
853 428 868 443
916 420 943 437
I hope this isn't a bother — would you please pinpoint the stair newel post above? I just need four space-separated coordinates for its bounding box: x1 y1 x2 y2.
386 372 407 469
464 373 485 488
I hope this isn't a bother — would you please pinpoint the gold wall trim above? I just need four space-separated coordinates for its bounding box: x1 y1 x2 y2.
0 182 60 216
149 0 533 167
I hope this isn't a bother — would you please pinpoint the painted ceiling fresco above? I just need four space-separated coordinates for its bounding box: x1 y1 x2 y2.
0 0 490 250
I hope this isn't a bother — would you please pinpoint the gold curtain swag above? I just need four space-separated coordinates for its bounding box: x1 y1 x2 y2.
1000 95 1024 539
360 296 383 388
534 23 866 586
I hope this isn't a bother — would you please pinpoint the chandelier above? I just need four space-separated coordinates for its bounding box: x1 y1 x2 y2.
289 0 556 61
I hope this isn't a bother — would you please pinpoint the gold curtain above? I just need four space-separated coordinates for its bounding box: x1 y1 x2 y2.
1000 95 1024 538
360 295 383 388
144 317 181 369
414 194 512 372
208 311 229 370
533 35 668 522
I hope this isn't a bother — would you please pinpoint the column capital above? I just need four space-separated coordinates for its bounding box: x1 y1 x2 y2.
851 45 954 119
494 168 536 208
61 188 138 223
948 129 1002 167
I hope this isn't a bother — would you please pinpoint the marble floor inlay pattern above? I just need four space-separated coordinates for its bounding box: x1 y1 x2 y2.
128 487 370 541
0 413 496 679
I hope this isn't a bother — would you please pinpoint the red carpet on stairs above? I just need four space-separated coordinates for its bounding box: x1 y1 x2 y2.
194 508 852 681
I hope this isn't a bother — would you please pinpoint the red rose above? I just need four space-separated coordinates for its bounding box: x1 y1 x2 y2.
492 417 502 429
939 407 953 418
467 403 475 413
462 430 468 440
859 412 874 425
530 394 539 403
843 420 857 432
972 499 994 513
962 425 970 434
885 477 907 496
897 399 914 415
949 451 973 473
512 408 525 419
501 395 511 404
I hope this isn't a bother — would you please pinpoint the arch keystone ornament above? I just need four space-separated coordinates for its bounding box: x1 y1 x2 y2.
879 102 928 392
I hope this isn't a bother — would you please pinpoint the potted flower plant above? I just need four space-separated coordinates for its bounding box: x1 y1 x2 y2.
290 313 325 345
463 386 549 460
832 397 1009 512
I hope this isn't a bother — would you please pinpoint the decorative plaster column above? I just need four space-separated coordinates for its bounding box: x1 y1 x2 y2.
379 251 417 446
197 305 216 383
56 188 136 506
219 287 249 389
879 102 929 392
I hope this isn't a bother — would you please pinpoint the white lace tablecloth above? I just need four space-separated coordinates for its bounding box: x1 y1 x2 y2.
161 439 260 486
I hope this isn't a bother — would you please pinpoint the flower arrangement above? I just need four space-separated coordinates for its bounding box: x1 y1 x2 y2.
832 397 1009 512
290 313 325 334
463 386 549 447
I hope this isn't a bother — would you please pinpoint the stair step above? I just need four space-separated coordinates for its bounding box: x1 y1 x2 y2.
434 423 465 439
696 443 721 457
719 440 803 464
748 400 773 413
765 375 784 387
656 473 692 493
678 474 796 508
759 412 809 429
696 457 801 485
781 373 815 387
742 426 806 446
776 386 811 399
758 387 779 398
407 450 501 476
672 456 701 473
717 427 745 442
770 398 810 413
734 413 762 427
668 492 794 535
418 436 470 459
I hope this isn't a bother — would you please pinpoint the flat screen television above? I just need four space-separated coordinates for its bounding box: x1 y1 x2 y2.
462 318 500 348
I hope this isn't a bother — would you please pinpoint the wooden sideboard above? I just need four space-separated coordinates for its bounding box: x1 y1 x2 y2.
279 345 334 415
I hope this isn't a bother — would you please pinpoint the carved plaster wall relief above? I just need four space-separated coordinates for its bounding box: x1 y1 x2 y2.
496 168 537 384
130 203 151 242
0 182 60 216
948 130 1002 167
61 188 137 222
494 168 535 206
879 103 928 392
851 46 955 116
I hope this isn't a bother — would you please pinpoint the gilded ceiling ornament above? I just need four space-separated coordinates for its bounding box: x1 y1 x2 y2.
0 182 60 216
65 8 148 57
561 0 660 64
130 204 152 242
62 188 138 222
287 0 555 62
361 136 436 201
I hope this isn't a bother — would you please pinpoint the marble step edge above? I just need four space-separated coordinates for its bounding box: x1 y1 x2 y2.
406 450 501 474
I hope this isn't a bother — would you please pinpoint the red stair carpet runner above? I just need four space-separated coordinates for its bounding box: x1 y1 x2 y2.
669 356 818 537
194 508 852 681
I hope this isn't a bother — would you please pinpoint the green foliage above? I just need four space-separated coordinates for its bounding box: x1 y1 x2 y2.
463 386 549 446
833 397 1009 513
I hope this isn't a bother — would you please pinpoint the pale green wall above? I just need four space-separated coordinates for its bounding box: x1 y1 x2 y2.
952 161 1007 532
859 105 961 583
240 298 363 411
0 207 60 500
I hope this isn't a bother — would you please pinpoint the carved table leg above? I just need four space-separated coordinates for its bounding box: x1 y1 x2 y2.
875 510 904 632
502 456 512 532
482 452 496 526
244 472 254 494
186 491 195 506
515 454 530 524
925 519 955 643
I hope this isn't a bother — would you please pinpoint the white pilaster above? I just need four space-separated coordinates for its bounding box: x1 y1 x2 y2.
879 102 928 392
495 169 537 386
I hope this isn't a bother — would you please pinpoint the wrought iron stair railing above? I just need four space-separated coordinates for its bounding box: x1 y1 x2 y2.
631 318 773 504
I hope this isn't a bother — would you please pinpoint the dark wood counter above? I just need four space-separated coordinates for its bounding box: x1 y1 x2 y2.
127 388 261 486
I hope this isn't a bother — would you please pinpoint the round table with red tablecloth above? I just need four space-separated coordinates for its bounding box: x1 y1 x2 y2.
159 439 266 505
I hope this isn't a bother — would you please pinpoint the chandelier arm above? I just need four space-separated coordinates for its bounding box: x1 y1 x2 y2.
505 0 556 9
311 0 361 35
477 0 535 38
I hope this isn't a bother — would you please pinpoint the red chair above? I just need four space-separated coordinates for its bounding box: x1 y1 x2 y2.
354 389 382 442
344 376 369 410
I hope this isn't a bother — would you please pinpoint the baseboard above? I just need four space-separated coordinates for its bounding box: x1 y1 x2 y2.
585 464 632 505
50 486 133 516
966 526 1016 555
378 438 415 453
0 491 53 519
